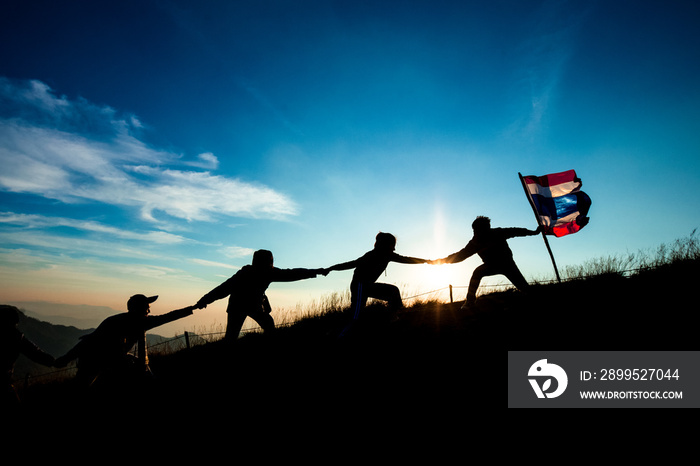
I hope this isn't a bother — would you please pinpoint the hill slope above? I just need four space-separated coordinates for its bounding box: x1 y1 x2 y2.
14 257 699 416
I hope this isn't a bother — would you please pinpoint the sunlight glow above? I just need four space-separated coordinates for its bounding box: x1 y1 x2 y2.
396 204 469 303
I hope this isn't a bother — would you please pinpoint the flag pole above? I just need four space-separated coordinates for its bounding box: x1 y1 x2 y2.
518 172 561 283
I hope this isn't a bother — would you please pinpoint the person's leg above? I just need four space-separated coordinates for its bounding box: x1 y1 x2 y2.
341 282 403 337
349 282 368 320
339 282 367 338
466 264 491 304
365 282 403 312
503 262 529 291
248 307 275 332
225 310 247 341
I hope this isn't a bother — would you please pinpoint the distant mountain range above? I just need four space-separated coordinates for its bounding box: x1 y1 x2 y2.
6 300 119 329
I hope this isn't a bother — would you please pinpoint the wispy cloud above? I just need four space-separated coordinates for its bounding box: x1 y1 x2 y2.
0 77 298 223
0 212 187 244
0 246 206 289
190 258 240 270
505 0 592 141
184 152 219 170
221 246 255 259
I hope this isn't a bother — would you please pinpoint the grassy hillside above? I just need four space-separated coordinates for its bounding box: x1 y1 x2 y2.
13 236 700 416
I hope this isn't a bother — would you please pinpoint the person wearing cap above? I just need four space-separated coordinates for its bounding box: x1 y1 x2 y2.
194 249 326 340
55 295 195 389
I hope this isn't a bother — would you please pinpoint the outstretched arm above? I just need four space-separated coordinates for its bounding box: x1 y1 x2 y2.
391 253 428 265
196 276 237 309
143 305 196 332
271 267 325 282
324 259 358 273
504 226 542 238
431 242 477 265
20 336 55 368
54 340 84 368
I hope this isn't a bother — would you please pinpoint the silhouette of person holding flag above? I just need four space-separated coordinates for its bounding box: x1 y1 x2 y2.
431 216 540 309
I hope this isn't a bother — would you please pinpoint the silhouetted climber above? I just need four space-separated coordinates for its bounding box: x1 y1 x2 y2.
431 216 541 309
55 295 195 390
1 305 56 412
324 232 428 334
194 249 326 341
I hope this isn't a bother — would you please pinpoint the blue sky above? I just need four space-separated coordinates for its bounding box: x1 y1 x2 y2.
1 0 699 336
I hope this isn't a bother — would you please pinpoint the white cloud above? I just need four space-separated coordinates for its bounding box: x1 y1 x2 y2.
0 212 187 244
221 246 255 258
0 77 298 223
190 258 240 270
185 152 219 170
0 230 162 260
142 169 297 221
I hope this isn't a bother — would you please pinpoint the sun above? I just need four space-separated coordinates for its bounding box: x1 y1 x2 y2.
424 262 458 291
426 206 466 287
396 263 465 305
397 212 470 303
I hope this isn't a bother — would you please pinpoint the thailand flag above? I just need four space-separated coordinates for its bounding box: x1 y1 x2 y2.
522 170 591 237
